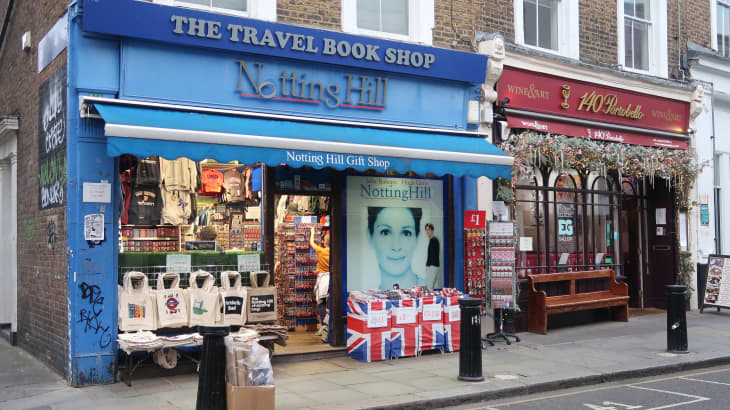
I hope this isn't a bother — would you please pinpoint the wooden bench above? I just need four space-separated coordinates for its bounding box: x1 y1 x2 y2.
528 269 629 334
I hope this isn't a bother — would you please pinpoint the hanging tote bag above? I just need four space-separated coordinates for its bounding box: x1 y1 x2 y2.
245 271 278 323
155 272 189 328
218 271 246 326
118 271 156 332
186 270 219 327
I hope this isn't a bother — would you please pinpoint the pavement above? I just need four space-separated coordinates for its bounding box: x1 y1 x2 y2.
1 309 730 410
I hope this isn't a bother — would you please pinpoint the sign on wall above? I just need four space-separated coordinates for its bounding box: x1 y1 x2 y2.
82 0 487 84
498 67 690 134
346 175 445 291
38 65 67 210
498 67 690 149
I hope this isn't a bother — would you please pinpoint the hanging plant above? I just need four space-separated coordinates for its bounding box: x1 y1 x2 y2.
495 177 514 204
501 131 699 209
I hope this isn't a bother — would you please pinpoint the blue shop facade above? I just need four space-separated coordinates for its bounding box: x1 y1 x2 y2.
64 0 512 385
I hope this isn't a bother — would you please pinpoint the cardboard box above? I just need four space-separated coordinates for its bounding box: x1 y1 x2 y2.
226 383 274 410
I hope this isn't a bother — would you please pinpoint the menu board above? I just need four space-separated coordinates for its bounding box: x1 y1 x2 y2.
702 255 730 311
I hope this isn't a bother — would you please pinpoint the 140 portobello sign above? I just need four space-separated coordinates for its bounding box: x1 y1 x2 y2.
498 67 689 134
38 65 67 210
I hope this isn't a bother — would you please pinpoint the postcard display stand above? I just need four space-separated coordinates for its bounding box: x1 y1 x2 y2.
464 227 487 303
700 254 730 313
484 221 520 345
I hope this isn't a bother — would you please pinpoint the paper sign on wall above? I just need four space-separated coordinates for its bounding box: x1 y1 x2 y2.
83 182 112 203
367 309 388 328
84 214 104 241
237 254 260 272
422 303 442 321
447 305 460 322
656 208 667 225
519 237 533 252
166 254 191 273
492 201 509 221
394 307 417 324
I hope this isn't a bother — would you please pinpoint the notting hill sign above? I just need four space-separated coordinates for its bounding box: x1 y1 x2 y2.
82 0 487 84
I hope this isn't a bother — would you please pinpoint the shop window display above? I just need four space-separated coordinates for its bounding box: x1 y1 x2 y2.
119 155 262 255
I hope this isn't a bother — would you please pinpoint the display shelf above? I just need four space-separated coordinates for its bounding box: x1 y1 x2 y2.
487 221 516 309
121 225 181 253
464 228 487 302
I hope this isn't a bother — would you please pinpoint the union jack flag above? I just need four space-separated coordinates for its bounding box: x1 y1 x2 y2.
442 295 462 352
346 298 391 362
390 298 420 358
419 296 445 353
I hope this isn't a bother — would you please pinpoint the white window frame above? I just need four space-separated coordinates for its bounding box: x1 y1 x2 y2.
514 0 579 60
341 0 434 46
153 0 276 21
617 0 668 78
712 0 730 56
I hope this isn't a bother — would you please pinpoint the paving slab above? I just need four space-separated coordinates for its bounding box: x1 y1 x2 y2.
2 311 730 410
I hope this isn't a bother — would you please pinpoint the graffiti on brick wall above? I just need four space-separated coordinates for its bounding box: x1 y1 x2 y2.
38 65 67 210
47 220 57 249
77 282 111 349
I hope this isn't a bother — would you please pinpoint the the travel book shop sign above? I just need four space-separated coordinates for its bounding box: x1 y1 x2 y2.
82 0 486 83
346 176 445 292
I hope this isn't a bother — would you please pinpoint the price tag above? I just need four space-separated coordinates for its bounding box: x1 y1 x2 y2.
422 303 442 321
395 307 417 324
367 309 388 328
447 306 460 322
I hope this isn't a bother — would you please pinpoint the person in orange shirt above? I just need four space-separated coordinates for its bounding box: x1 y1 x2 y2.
310 227 330 336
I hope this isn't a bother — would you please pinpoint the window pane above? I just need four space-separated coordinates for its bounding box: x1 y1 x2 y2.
212 0 246 11
357 0 381 31
635 0 649 19
524 0 538 46
537 0 558 50
624 20 634 67
382 0 408 35
181 0 211 6
723 4 730 57
718 5 725 56
633 21 649 70
624 0 635 17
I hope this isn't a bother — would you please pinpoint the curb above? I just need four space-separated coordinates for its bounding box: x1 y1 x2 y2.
366 355 730 410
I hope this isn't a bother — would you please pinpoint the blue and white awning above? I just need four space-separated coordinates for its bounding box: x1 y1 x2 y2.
87 98 513 179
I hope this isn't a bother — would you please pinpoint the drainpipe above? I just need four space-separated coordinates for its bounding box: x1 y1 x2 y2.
677 0 686 80
712 91 720 253
0 0 15 56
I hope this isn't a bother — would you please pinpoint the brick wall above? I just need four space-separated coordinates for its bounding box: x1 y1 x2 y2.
433 0 514 51
580 0 618 68
669 0 712 79
277 0 341 30
0 0 70 378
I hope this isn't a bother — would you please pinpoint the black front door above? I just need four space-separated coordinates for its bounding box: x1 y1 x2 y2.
645 179 677 309
621 196 642 307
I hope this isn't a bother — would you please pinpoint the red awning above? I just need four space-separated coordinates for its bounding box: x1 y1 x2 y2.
506 115 688 150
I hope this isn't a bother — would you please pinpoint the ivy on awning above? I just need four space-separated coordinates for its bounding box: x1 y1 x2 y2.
501 131 700 208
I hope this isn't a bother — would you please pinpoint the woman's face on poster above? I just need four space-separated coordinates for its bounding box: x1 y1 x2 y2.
370 207 418 277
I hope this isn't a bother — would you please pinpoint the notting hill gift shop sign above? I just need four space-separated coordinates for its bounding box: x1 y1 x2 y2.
82 0 487 84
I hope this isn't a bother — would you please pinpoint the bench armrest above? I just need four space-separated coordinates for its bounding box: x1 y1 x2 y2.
608 270 628 296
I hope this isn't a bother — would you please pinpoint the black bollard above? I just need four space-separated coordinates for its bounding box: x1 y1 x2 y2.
666 285 689 353
458 297 484 381
196 325 230 410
